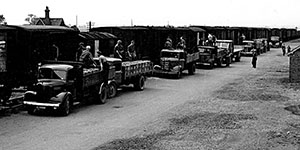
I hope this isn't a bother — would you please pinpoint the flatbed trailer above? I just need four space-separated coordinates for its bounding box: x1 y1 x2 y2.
95 58 153 98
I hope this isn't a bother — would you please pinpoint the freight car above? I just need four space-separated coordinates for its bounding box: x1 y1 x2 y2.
91 26 205 64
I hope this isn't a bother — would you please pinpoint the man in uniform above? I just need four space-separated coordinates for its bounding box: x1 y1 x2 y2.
114 40 125 60
127 40 137 60
79 45 96 68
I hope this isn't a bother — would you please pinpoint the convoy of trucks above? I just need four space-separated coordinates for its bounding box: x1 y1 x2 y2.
0 24 280 115
23 59 153 116
153 49 199 78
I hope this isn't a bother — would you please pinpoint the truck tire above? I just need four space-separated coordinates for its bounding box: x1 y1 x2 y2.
59 95 71 116
210 61 214 69
176 70 182 79
134 76 145 91
217 58 223 67
235 56 241 62
108 82 117 98
188 64 196 75
226 57 230 67
27 106 36 115
96 86 108 104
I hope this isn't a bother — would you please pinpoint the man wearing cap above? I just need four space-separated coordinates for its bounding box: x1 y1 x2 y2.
79 45 96 68
114 40 124 59
76 42 85 61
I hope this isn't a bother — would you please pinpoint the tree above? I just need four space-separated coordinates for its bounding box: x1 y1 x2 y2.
25 14 38 25
0 15 6 24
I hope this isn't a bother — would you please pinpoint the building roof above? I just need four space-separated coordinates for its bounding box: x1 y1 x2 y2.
12 25 78 32
79 31 117 40
35 18 66 26
188 26 206 32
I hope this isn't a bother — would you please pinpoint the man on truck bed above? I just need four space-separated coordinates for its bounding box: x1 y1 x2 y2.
97 51 109 86
79 45 96 68
176 36 186 50
114 40 125 60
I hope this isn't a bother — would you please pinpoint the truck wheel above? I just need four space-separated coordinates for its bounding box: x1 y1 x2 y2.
236 56 241 62
134 76 145 91
60 95 71 116
226 57 230 67
108 82 117 98
176 70 182 79
210 62 214 69
188 64 196 75
27 106 36 115
96 86 108 104
217 58 223 67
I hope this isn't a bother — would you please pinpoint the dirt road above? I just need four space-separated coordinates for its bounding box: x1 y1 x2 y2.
1 40 300 150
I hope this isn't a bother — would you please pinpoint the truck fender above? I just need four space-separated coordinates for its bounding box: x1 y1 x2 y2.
99 82 106 95
173 65 182 71
50 92 72 103
108 80 117 86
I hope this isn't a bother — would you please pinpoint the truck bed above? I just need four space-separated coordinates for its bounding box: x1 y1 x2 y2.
83 68 102 88
186 52 200 64
122 60 152 79
234 45 244 53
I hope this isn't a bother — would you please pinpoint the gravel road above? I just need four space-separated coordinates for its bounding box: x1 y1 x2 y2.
1 39 300 150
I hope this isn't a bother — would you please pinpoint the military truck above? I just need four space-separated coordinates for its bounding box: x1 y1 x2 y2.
197 45 230 68
94 57 152 98
270 36 281 48
215 40 241 62
0 25 79 108
23 61 112 116
153 49 199 78
241 40 255 56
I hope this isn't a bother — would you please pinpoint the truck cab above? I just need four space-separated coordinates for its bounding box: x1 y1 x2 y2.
153 49 197 78
197 45 217 68
241 40 255 56
215 40 237 62
23 61 108 116
270 36 281 48
156 49 186 77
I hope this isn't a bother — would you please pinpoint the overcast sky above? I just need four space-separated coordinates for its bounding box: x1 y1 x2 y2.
1 0 299 28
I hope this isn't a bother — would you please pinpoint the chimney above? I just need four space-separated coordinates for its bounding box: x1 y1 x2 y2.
45 6 50 19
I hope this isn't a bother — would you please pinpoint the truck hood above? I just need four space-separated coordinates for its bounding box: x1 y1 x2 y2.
37 79 66 87
161 57 184 61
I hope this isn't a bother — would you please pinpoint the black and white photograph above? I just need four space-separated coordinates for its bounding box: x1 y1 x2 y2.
1 0 300 149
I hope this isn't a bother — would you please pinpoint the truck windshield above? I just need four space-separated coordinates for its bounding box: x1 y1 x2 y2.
161 51 182 58
215 42 229 49
271 36 280 41
38 68 67 80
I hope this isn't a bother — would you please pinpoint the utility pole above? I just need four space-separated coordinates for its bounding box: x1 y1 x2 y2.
76 15 78 26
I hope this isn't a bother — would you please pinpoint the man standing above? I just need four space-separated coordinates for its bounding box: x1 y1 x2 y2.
114 40 124 60
251 50 257 68
76 42 85 61
282 43 286 56
79 45 96 68
97 51 109 87
176 36 186 50
127 40 137 60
